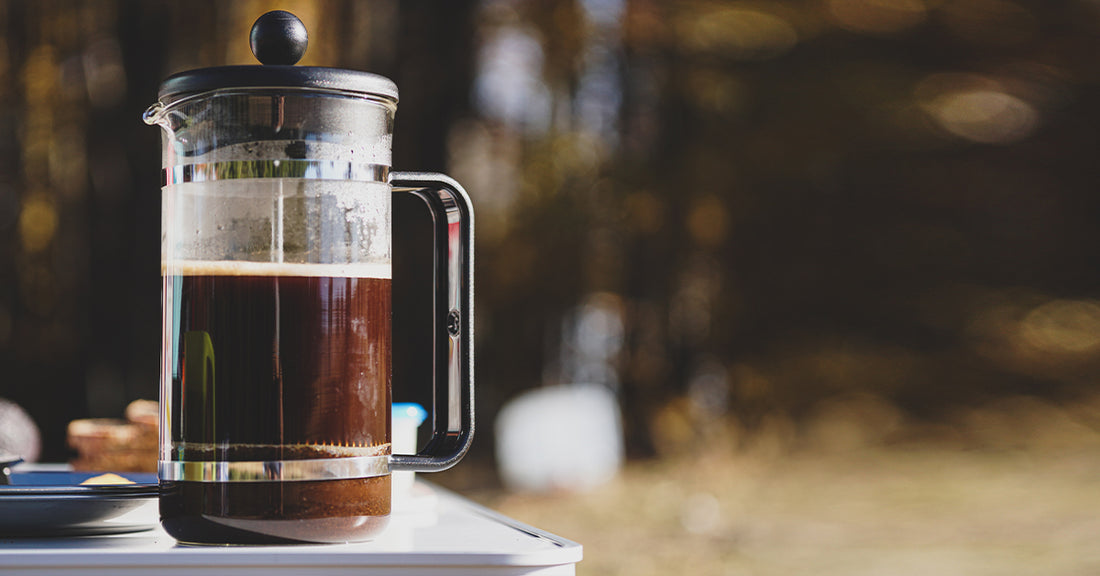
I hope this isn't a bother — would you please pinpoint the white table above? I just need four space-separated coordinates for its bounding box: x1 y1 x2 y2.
0 482 582 575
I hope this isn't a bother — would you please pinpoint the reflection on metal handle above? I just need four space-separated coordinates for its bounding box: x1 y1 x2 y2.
389 172 475 473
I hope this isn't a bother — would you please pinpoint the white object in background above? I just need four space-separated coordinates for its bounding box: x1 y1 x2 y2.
495 384 624 493
391 403 428 505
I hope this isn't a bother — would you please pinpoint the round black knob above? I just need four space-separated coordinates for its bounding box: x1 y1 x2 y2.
250 10 308 65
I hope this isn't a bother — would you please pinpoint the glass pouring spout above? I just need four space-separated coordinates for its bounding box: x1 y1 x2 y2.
142 102 166 127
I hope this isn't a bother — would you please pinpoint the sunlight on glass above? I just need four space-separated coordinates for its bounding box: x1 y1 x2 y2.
1020 299 1100 354
916 74 1039 144
827 0 928 35
676 5 798 60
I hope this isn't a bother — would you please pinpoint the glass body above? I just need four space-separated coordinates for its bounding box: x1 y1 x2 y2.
154 89 398 544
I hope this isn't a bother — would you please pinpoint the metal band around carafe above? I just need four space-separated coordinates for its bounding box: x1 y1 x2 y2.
162 160 390 186
159 455 390 482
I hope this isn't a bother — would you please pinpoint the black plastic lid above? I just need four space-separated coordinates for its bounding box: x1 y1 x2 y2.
157 10 398 103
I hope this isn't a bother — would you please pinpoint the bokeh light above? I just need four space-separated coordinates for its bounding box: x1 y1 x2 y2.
827 0 928 35
475 25 552 131
18 195 57 254
916 73 1040 143
675 4 798 60
1020 299 1100 354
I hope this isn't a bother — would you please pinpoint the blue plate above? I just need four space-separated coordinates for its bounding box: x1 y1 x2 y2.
0 470 158 537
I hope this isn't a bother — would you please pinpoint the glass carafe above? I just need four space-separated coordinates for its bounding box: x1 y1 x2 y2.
144 11 473 544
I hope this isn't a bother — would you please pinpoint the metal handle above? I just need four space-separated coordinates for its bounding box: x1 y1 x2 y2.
389 172 475 473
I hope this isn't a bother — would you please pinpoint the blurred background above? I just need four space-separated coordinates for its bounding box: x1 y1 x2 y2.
2 0 1100 573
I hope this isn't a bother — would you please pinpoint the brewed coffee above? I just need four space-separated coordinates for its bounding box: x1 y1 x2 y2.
160 260 392 544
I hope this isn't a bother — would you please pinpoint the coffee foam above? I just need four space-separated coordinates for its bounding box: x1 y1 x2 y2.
175 442 391 458
163 260 391 279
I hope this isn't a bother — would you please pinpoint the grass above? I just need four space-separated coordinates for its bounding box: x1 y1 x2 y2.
448 395 1100 575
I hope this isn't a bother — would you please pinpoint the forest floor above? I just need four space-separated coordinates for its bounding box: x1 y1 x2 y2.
442 393 1100 576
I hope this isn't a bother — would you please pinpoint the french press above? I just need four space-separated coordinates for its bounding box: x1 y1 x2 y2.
145 11 474 544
